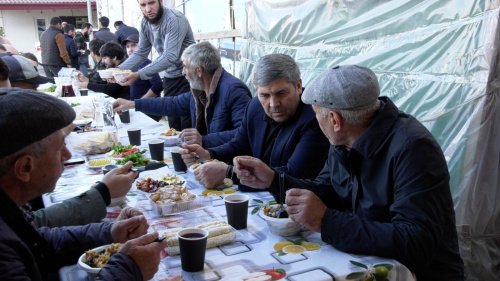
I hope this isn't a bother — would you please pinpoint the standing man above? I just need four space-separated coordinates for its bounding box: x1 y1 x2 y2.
39 17 71 77
117 0 196 131
74 22 93 76
114 21 139 45
233 65 465 280
94 16 118 43
63 24 79 69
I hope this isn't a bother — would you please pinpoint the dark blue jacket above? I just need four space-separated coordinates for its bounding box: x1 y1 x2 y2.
211 97 330 191
63 34 79 69
273 97 464 280
130 59 163 100
115 24 139 44
135 67 251 148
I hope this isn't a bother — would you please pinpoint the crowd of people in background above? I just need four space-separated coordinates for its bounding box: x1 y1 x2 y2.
0 0 466 280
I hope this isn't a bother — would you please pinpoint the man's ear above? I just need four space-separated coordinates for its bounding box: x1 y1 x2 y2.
296 79 303 95
13 154 35 183
196 66 203 78
330 111 343 133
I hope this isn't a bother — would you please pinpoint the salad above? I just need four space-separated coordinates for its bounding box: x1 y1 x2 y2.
109 142 140 158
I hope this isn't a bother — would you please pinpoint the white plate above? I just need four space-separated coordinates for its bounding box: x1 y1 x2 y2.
78 243 122 279
134 173 187 193
85 159 116 169
73 118 93 125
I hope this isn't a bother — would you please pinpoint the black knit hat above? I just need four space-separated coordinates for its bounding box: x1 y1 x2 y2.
0 88 75 158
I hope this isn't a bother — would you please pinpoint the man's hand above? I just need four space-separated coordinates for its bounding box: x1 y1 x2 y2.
179 144 210 166
117 72 140 86
179 129 203 146
285 188 327 233
194 162 227 188
116 207 144 221
77 81 89 89
75 70 89 82
113 98 135 113
233 156 274 189
118 232 167 281
101 161 138 198
110 214 149 243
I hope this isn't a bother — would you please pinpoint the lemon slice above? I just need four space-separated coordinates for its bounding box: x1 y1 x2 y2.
222 188 236 194
282 245 306 254
207 191 224 196
273 241 293 252
301 242 321 251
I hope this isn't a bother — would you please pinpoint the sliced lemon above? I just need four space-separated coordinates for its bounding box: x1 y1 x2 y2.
273 241 293 252
301 242 321 251
201 190 213 195
282 245 306 254
207 191 224 196
222 188 236 194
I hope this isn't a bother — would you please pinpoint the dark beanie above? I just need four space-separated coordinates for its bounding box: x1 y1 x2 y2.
0 87 75 158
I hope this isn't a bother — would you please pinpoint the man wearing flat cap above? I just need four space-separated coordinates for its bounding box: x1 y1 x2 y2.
0 53 54 89
0 88 166 280
233 65 464 280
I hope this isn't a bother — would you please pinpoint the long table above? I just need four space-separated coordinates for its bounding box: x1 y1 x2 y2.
51 94 416 281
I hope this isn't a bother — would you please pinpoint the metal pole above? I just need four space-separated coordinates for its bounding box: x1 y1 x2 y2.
87 0 93 39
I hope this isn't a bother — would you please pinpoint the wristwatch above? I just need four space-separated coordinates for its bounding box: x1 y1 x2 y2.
223 165 234 186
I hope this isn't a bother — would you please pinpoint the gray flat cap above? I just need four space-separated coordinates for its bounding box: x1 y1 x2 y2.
0 88 75 158
302 65 380 110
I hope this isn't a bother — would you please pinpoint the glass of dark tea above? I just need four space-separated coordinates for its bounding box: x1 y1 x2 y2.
177 228 208 272
223 194 250 230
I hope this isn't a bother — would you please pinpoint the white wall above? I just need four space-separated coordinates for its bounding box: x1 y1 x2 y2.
0 9 97 54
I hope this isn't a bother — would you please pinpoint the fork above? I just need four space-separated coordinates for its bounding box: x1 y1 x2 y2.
275 172 286 218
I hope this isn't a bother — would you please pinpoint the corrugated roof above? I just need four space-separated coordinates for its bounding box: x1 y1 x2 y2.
0 0 96 10
2 0 94 3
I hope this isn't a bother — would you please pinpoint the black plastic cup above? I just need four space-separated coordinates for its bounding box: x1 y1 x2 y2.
224 194 250 230
119 110 130 123
149 140 164 161
177 228 208 272
79 89 88 96
127 128 141 146
171 148 187 172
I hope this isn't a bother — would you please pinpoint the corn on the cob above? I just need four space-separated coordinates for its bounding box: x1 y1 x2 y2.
162 221 236 255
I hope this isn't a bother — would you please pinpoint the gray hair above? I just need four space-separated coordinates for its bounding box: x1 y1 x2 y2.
181 41 221 75
320 100 381 127
0 133 55 177
252 54 301 88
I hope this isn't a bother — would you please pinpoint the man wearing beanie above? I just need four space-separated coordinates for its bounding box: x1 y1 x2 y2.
233 65 464 280
0 88 166 280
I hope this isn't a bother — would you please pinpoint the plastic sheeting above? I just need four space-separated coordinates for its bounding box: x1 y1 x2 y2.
239 1 500 280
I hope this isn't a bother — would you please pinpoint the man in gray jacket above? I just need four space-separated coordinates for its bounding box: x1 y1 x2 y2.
117 0 195 131
0 88 166 280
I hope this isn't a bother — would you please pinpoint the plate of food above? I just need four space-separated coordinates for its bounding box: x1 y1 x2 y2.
97 69 113 79
188 159 221 173
78 243 122 279
85 158 116 169
112 70 132 83
158 128 181 146
135 173 187 193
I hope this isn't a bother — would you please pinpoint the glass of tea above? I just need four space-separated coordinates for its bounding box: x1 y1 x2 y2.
177 228 208 272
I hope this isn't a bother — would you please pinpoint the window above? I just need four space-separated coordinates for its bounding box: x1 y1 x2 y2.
35 18 46 39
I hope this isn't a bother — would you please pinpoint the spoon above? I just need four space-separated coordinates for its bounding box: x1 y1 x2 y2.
275 172 287 218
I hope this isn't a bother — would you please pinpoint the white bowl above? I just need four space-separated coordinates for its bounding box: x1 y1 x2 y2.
77 244 118 279
97 69 113 79
158 134 180 146
259 205 302 236
112 72 130 83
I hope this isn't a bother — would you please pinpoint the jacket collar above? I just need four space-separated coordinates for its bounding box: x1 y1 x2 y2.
191 65 223 109
350 97 399 159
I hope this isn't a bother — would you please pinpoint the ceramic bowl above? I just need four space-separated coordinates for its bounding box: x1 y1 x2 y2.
259 204 302 236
